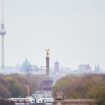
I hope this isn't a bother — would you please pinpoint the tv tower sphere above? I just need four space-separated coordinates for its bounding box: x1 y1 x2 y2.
0 24 6 35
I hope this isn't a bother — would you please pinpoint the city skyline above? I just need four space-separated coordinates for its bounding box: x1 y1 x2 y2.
0 0 105 70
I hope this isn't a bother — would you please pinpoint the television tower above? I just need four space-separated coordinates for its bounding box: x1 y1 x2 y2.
0 0 6 70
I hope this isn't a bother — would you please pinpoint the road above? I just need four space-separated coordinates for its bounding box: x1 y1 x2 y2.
15 103 53 105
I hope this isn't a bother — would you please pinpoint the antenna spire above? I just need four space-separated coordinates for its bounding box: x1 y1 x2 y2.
1 0 4 24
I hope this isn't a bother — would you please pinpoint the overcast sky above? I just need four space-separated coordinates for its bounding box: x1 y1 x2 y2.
0 0 105 70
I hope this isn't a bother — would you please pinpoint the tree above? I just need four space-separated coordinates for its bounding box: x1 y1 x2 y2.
95 87 105 105
0 83 11 98
53 74 105 99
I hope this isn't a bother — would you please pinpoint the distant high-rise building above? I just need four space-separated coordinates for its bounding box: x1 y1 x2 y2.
54 61 60 73
95 64 101 72
78 64 92 73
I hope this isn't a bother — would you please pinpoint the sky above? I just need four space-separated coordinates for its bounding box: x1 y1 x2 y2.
0 0 105 70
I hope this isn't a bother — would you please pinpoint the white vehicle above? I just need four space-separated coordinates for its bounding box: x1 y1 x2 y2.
9 97 35 104
36 98 44 103
43 97 54 103
36 97 54 103
26 96 36 103
32 91 44 99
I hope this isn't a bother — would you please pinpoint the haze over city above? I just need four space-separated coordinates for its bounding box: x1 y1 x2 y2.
0 0 105 70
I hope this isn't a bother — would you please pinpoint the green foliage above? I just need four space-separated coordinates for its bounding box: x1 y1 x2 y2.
7 78 22 97
54 74 105 100
54 78 70 91
0 74 43 98
0 83 11 98
95 87 105 105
